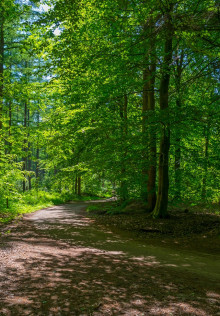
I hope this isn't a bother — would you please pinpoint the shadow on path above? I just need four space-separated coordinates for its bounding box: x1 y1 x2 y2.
0 202 219 315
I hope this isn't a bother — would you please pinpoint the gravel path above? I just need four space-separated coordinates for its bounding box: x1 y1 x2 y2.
0 201 219 315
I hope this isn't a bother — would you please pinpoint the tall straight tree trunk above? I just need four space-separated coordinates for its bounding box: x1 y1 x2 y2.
78 176 81 196
201 122 210 199
23 102 27 193
141 59 150 202
5 64 12 155
75 175 78 194
120 94 128 201
174 50 184 199
27 109 32 190
28 159 31 190
0 14 4 135
141 21 150 202
8 99 12 150
23 62 30 192
142 22 157 211
36 147 39 190
174 131 181 198
152 7 173 219
4 101 11 154
36 109 40 191
146 30 157 211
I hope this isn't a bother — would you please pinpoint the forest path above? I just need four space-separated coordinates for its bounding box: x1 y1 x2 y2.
0 201 219 316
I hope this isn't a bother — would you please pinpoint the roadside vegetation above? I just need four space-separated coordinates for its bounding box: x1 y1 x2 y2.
0 191 102 225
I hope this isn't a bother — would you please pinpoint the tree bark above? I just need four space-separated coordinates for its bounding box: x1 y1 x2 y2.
201 122 210 199
146 30 157 211
5 101 12 154
0 13 4 134
75 175 78 194
174 50 184 199
152 7 173 219
141 59 150 202
8 100 12 148
36 110 40 191
153 128 170 218
27 109 32 190
120 94 128 201
23 102 27 193
142 22 157 211
78 176 81 196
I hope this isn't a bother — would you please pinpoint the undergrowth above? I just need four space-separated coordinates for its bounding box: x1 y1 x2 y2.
86 200 135 215
86 199 220 216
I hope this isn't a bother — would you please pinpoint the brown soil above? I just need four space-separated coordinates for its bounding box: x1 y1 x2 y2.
0 200 219 316
87 200 220 254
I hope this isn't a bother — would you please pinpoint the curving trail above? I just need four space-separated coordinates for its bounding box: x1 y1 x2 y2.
0 201 219 316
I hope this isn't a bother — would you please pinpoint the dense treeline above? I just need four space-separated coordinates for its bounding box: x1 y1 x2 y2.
0 0 219 218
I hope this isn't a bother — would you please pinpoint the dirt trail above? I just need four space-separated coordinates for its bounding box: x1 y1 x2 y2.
0 201 219 316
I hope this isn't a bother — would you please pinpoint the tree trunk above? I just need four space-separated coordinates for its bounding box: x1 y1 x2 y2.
174 50 184 199
201 123 210 199
146 32 157 211
0 13 4 135
141 22 157 210
5 101 12 154
75 175 78 194
27 109 31 190
4 63 12 155
36 147 39 191
152 7 173 219
174 133 181 198
28 158 31 190
36 110 40 191
78 176 81 196
141 61 150 202
153 129 170 218
120 94 128 201
23 102 27 193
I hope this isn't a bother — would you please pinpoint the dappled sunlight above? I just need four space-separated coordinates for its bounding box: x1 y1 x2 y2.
0 202 219 315
171 302 211 316
206 291 220 306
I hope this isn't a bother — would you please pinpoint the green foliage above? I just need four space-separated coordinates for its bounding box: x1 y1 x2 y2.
0 190 69 223
0 0 219 220
0 190 101 224
0 157 24 204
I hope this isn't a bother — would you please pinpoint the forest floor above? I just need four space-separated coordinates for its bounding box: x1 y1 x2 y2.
0 200 219 316
86 199 220 255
